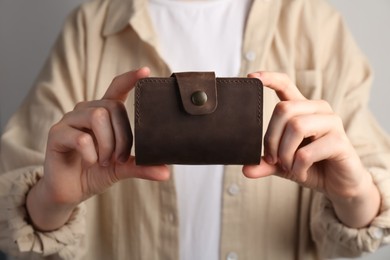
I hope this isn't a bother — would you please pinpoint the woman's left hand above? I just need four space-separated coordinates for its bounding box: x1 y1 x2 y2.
243 71 380 228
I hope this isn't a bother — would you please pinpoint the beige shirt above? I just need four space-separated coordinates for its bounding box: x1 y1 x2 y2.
1 0 390 259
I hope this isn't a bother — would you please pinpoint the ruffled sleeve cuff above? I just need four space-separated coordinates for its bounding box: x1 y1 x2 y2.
0 166 86 259
310 167 390 258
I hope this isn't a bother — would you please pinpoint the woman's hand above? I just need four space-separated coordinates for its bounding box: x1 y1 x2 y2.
243 71 380 228
27 67 170 231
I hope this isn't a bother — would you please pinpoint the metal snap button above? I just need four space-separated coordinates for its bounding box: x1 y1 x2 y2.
191 91 208 106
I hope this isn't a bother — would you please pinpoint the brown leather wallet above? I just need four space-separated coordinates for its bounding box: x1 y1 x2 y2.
134 72 263 165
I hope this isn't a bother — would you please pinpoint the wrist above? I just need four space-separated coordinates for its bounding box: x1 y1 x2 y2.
328 171 381 228
26 178 77 232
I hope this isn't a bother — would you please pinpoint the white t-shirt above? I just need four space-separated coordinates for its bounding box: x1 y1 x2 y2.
148 0 252 259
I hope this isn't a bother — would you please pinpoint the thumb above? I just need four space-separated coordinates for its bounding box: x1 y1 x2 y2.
242 157 279 179
102 67 150 102
248 71 306 101
115 156 171 181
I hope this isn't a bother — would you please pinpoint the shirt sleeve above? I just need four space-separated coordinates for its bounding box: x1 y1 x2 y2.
308 0 390 257
0 5 89 259
0 167 86 259
311 167 390 258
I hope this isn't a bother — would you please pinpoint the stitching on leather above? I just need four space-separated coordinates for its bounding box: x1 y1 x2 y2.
258 85 262 125
136 79 171 125
136 78 262 125
139 78 171 84
135 82 142 125
219 79 262 125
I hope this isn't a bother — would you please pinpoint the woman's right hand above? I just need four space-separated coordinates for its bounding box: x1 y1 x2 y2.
27 67 170 231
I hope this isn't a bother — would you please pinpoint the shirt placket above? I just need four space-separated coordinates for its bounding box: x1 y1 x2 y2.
220 0 282 259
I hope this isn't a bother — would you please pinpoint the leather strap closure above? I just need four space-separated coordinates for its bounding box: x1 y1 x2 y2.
172 72 218 115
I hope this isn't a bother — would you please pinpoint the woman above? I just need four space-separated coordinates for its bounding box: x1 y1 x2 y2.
1 0 389 259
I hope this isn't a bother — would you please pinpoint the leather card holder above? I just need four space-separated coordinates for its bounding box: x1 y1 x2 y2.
134 72 263 165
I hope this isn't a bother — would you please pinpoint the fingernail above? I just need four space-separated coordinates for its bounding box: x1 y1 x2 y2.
101 160 110 167
264 155 274 164
248 72 260 78
138 66 150 74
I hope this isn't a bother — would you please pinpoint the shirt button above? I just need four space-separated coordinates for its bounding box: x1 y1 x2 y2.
227 184 240 196
245 51 256 61
226 252 238 260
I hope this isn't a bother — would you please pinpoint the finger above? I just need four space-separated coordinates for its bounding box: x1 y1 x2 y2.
116 156 171 181
73 99 133 164
248 71 306 101
48 124 98 167
91 100 132 164
102 67 150 102
242 158 279 179
63 107 115 166
290 133 349 184
278 114 342 171
264 100 333 164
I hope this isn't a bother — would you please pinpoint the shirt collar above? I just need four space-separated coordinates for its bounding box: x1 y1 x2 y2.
103 0 145 36
102 0 277 38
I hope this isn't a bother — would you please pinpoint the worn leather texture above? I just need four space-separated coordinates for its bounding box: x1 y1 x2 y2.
134 72 263 165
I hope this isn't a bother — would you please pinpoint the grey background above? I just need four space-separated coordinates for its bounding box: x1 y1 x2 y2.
0 0 389 259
